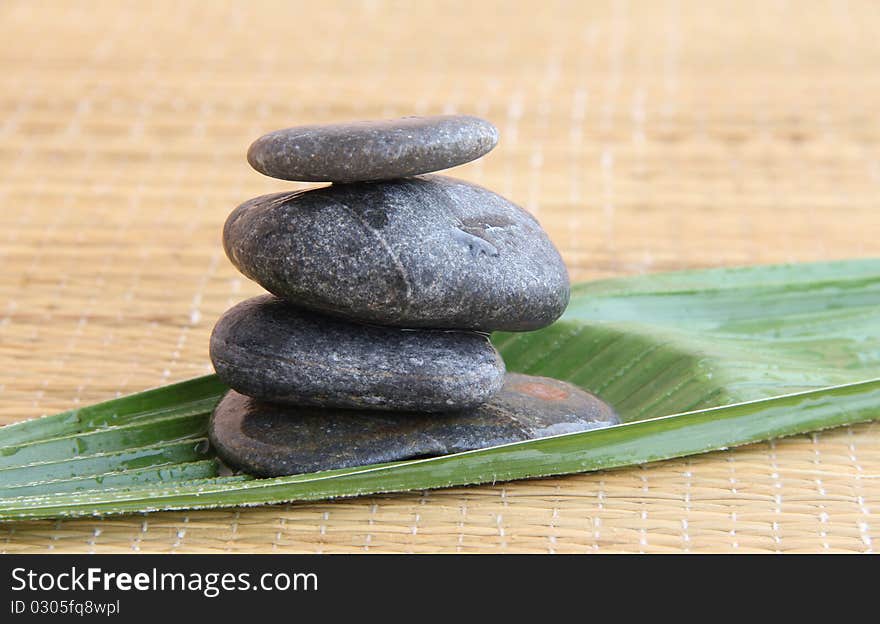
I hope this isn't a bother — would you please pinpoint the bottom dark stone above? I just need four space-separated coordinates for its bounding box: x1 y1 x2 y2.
209 373 619 477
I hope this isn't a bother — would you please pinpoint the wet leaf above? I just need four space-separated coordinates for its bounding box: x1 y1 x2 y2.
2 259 879 520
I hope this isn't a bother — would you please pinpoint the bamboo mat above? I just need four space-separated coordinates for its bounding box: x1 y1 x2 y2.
1 0 879 553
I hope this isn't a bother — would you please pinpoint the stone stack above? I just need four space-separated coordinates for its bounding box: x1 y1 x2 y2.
209 116 618 477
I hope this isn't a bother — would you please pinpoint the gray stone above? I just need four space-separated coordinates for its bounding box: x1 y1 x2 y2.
224 175 570 331
209 374 619 477
210 295 505 412
247 115 498 183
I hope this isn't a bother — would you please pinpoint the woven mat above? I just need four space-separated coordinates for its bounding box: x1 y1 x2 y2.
1 0 879 553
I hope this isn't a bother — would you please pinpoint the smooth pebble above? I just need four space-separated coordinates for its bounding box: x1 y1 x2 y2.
247 115 498 183
223 175 570 331
209 374 619 476
210 295 505 412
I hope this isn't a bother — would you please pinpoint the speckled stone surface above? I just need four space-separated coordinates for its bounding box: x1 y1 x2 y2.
224 175 570 331
247 115 498 183
209 374 620 477
210 295 505 411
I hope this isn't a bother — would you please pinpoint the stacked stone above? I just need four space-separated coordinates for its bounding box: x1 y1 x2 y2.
209 116 618 477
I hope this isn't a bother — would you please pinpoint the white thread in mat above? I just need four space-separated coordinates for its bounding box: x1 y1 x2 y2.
499 487 509 550
495 513 506 548
730 512 739 551
87 520 103 554
768 440 784 551
456 498 468 553
272 505 291 552
859 523 873 553
593 479 606 552
639 465 649 552
226 509 241 552
810 433 830 551
49 520 61 552
726 453 740 550
847 427 875 553
364 503 377 551
681 463 692 552
131 516 149 552
312 510 328 554
548 484 561 554
171 516 189 552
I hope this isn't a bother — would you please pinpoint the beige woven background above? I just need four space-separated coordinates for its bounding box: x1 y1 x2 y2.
1 0 879 553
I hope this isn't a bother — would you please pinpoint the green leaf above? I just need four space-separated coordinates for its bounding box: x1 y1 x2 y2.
0 375 227 448
0 439 211 488
0 460 223 499
1 259 879 521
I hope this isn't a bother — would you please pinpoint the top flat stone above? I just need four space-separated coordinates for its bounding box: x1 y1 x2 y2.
246 115 499 183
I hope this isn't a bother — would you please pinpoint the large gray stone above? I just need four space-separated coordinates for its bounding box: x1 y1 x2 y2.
247 115 498 183
209 374 620 477
223 175 570 331
210 295 505 412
